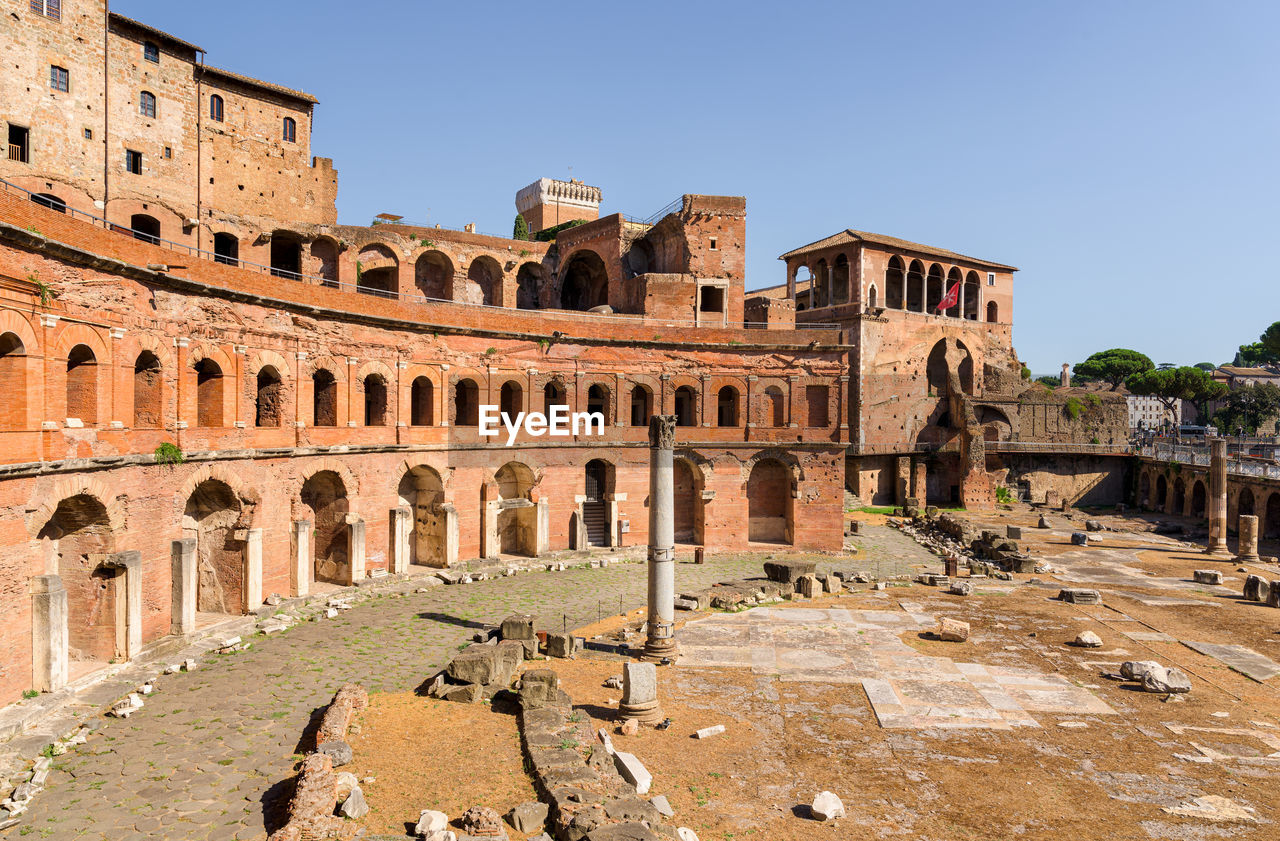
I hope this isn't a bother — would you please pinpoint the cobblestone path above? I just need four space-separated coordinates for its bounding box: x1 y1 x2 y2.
15 554 790 840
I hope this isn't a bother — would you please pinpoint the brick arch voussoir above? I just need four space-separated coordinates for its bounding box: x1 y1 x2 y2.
740 447 804 489
27 477 125 537
0 309 39 353
174 464 262 521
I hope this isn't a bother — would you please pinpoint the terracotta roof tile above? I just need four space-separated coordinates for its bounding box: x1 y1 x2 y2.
779 228 1017 271
200 65 318 105
108 13 204 54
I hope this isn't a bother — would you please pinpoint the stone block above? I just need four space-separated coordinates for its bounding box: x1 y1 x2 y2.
519 669 559 710
1072 631 1103 648
1192 570 1223 585
1268 580 1280 608
679 592 712 610
936 618 969 642
811 791 845 821
613 751 652 795
694 724 725 739
1142 664 1192 694
441 683 482 704
584 824 660 841
622 662 657 706
1243 574 1268 601
796 574 820 599
1070 532 1089 546
545 633 582 659
1059 588 1101 605
1085 519 1104 532
948 581 972 596
506 801 548 834
316 740 352 766
763 560 817 584
501 614 536 641
447 646 513 687
1006 525 1023 539
1120 660 1161 681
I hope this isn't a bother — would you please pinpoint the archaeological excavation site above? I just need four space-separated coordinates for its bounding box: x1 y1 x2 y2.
0 2 1277 840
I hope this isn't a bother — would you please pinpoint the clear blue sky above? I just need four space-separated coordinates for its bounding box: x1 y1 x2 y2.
116 0 1280 375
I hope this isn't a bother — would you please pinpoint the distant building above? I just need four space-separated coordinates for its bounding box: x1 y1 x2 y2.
1127 394 1180 431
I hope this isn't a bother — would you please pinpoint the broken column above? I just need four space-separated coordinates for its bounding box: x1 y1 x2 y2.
291 519 312 597
643 415 678 661
31 575 68 692
346 515 366 583
1205 438 1230 557
619 661 663 724
242 530 263 612
1236 514 1260 562
170 538 197 636
391 506 412 574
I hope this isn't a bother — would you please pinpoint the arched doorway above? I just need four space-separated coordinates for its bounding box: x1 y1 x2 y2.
363 374 388 426
1265 492 1280 539
1190 480 1207 518
516 263 542 309
674 386 697 427
1138 472 1151 508
885 257 905 309
717 386 739 427
1156 475 1168 511
411 377 434 426
130 214 160 244
38 495 118 677
213 232 239 266
466 256 502 306
987 301 999 323
313 369 338 426
495 462 536 556
66 344 97 424
583 459 609 547
398 466 446 567
454 379 479 426
630 385 653 427
500 381 523 426
255 367 283 427
270 234 302 279
183 480 244 617
301 471 350 584
559 250 608 310
673 458 702 544
415 251 453 300
356 245 397 297
1172 477 1186 515
747 459 793 544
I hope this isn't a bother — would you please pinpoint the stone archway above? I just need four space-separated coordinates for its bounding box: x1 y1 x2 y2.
495 462 537 556
302 471 350 584
673 457 703 545
1190 480 1207 519
398 465 450 568
747 458 793 544
37 494 119 678
183 480 245 617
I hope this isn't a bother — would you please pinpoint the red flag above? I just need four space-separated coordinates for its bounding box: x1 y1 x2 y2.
936 280 960 313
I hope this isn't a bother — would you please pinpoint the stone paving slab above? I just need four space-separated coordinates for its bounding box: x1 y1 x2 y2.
1181 641 1280 682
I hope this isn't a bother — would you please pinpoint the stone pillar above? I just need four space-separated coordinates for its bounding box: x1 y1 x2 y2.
114 551 144 659
346 516 366 583
1236 514 1260 562
911 459 928 502
170 538 197 636
1206 438 1230 557
480 485 499 559
535 498 549 555
391 506 412 574
895 456 911 505
644 415 678 661
31 574 68 692
619 661 663 724
291 520 311 598
570 510 587 550
441 503 460 567
242 529 263 612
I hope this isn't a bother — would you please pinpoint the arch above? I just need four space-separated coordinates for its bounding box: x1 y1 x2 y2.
975 405 1012 442
309 236 339 285
397 465 447 567
194 357 224 427
466 255 503 306
140 90 157 118
37 494 120 669
747 458 793 544
1156 474 1168 512
906 260 925 312
356 244 398 297
254 366 284 427
516 262 543 310
587 383 610 424
415 250 454 300
811 259 829 307
764 385 785 427
674 385 698 427
410 376 434 426
717 385 740 427
1172 477 1187 515
362 373 389 426
454 378 479 426
926 264 945 313
500 380 523 425
130 213 160 244
1266 492 1280 539
964 270 980 320
283 116 297 143
213 232 238 266
312 368 338 427
495 461 537 556
926 339 974 398
629 383 653 427
885 256 905 309
1138 471 1151 508
301 471 350 584
66 344 98 424
559 250 609 311
31 193 66 213
1238 486 1255 518
175 464 262 518
132 350 162 428
183 479 245 616
1 331 28 430
544 380 568 414
270 232 302 279
583 458 612 546
673 457 703 544
945 267 963 317
832 254 850 305
987 300 999 323
1190 480 1207 519
793 265 813 310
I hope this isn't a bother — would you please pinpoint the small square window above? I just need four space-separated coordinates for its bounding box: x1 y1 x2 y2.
699 286 725 314
83 128 92 140
8 125 30 164
50 65 69 92
31 0 61 21
987 272 996 286
709 237 718 251
143 41 160 63
125 149 142 174
164 146 172 159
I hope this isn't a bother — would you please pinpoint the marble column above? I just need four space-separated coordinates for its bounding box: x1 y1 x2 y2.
346 516 366 583
291 520 311 598
242 529 263 612
31 575 68 692
391 506 412 574
170 538 197 636
1236 514 1260 562
1206 438 1230 557
109 551 143 660
644 415 678 661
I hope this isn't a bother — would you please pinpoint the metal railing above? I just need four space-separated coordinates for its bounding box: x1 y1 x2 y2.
641 197 683 226
1140 442 1280 480
1 177 843 332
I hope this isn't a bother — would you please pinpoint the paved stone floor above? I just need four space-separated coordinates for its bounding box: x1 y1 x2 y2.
678 603 1116 730
10 554 779 840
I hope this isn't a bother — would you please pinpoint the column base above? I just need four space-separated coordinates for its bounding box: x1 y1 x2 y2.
1204 545 1232 558
618 698 665 725
639 637 678 663
1234 552 1260 563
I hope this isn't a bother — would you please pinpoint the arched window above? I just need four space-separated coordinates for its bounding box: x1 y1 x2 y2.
133 351 161 428
544 381 567 414
866 284 878 308
312 369 337 427
629 385 652 427
195 359 223 427
31 193 66 213
1 332 28 430
213 232 238 266
410 377 433 426
587 384 609 424
885 256 905 309
987 301 999 323
283 117 296 143
674 386 697 427
140 91 156 118
500 381 523 425
130 214 160 245
255 367 283 427
765 386 785 427
270 234 302 279
363 374 388 426
209 94 224 123
454 379 479 426
66 344 97 424
717 386 739 427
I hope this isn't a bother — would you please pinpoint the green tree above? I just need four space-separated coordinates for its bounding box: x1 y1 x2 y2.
1234 342 1278 367
1214 383 1280 435
1034 375 1059 389
1126 366 1227 421
513 214 529 241
1259 321 1280 359
1074 348 1155 390
1194 362 1216 371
